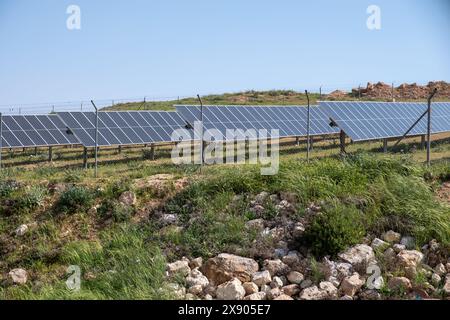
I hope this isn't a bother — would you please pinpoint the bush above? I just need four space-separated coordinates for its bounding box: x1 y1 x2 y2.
301 203 366 257
63 169 84 183
142 148 155 160
0 180 20 198
16 186 47 211
97 199 134 222
56 186 93 214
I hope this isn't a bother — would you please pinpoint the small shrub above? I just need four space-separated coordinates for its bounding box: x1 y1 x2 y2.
104 180 131 199
97 199 134 222
63 169 84 183
300 203 366 257
16 186 47 211
56 186 93 214
0 180 20 198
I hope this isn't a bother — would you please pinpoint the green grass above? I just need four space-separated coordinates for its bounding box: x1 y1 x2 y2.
1 149 449 299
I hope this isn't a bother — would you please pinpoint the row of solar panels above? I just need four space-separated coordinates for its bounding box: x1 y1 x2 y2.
0 102 449 148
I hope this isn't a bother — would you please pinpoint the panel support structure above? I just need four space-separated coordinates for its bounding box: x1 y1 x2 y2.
83 147 88 169
383 139 388 153
339 130 346 154
49 147 53 162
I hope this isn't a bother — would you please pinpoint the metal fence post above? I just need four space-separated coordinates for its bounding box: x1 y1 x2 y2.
91 100 99 177
197 94 204 167
305 90 311 162
426 88 437 166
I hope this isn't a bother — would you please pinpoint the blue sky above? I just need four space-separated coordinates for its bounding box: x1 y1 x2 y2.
0 0 448 107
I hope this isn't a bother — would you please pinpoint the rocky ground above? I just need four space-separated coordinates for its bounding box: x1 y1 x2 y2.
328 81 450 101
163 192 450 301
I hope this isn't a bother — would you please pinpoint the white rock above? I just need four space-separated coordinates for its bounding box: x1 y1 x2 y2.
252 270 272 286
186 268 209 288
339 244 375 268
8 268 28 285
15 224 28 237
434 263 446 276
244 292 266 300
335 262 353 280
216 278 246 300
299 286 328 300
185 293 197 300
393 244 406 253
245 219 265 231
371 238 389 251
340 273 364 297
431 273 441 286
189 257 203 269
274 294 294 300
263 259 289 276
167 260 190 277
270 276 284 288
444 274 450 295
202 253 259 285
204 294 213 300
292 222 305 238
188 285 203 295
261 284 271 293
282 284 300 296
118 191 137 206
382 230 401 243
267 287 282 300
243 282 259 295
319 281 338 298
287 271 304 284
340 295 353 300
397 250 424 268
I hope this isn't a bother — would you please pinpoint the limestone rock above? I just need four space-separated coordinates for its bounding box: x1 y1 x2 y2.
371 238 389 251
319 281 338 299
263 259 289 276
397 250 424 268
287 271 304 285
244 292 266 300
282 284 300 296
186 268 209 288
299 286 328 300
167 260 190 277
118 191 136 206
202 254 259 285
339 244 375 268
382 230 401 243
243 282 259 295
274 294 294 300
340 273 364 297
15 224 28 237
8 268 28 285
216 278 246 300
252 270 272 287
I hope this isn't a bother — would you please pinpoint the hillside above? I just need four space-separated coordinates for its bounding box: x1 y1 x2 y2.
1 145 449 300
103 81 450 111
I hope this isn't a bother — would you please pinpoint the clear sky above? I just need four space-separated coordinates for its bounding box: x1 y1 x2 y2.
0 0 449 107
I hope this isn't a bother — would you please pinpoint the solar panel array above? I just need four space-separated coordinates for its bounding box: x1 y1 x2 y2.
319 101 450 142
0 115 79 148
176 105 339 140
56 111 189 147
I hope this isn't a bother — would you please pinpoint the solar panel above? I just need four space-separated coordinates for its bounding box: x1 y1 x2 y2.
319 101 450 142
0 115 79 148
56 111 189 147
175 105 339 141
